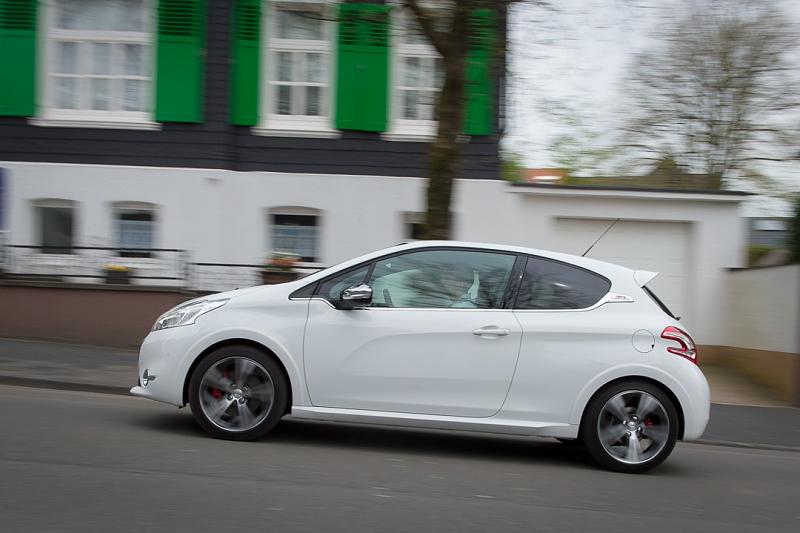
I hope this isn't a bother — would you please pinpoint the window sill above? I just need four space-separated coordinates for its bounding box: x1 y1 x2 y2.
381 131 436 142
29 117 162 131
252 127 341 139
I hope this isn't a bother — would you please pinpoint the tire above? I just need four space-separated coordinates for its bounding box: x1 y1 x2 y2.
188 344 289 441
581 380 679 474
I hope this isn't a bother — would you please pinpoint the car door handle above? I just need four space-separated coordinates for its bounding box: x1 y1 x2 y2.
472 326 511 338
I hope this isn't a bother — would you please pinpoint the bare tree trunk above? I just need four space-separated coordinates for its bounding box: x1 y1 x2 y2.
422 5 470 240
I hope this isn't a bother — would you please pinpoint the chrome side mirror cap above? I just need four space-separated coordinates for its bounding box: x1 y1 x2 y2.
340 283 372 309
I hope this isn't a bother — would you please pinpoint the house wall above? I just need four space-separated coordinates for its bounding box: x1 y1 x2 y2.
0 0 500 179
703 265 800 404
2 162 747 346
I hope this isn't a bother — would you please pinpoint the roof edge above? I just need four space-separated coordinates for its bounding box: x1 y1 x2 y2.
511 182 753 196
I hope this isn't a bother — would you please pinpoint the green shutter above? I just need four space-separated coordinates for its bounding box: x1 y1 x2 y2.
335 3 390 132
463 9 495 136
230 0 260 126
0 0 38 116
155 0 206 123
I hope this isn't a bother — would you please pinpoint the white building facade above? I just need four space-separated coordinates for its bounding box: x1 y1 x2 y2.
0 161 748 345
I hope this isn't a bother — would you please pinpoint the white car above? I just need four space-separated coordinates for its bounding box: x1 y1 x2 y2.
131 241 709 473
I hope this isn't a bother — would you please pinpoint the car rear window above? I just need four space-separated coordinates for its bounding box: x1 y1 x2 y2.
515 256 611 310
643 286 677 319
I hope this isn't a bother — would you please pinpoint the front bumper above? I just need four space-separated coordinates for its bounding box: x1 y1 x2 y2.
129 327 196 407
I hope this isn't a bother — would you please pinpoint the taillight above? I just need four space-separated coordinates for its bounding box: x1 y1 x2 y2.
661 326 697 364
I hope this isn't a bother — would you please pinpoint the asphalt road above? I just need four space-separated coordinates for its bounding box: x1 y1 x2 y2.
1 385 798 533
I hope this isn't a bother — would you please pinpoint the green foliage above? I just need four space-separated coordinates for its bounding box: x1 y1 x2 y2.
748 245 774 267
501 152 524 182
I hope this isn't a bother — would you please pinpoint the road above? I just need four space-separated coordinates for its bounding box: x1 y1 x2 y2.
1 385 798 533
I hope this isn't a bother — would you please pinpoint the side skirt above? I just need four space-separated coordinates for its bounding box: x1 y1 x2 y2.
290 406 579 439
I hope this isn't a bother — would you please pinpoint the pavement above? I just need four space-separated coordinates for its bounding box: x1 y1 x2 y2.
0 337 798 450
1 384 798 533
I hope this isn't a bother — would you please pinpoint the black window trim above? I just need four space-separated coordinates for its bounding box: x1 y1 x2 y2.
512 253 613 312
290 246 525 310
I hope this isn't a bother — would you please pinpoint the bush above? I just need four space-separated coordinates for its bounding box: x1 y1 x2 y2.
748 244 774 267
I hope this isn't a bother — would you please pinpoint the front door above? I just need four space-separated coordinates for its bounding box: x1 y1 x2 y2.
303 248 523 418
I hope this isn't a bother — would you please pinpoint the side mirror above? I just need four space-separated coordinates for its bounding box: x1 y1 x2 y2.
339 283 372 310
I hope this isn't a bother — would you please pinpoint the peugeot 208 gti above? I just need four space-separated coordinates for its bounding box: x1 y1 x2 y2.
131 241 709 473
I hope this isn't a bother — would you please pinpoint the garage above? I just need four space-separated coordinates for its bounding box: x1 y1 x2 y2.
551 218 691 319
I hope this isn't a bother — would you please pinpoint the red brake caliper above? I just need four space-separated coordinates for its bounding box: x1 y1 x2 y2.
209 370 228 399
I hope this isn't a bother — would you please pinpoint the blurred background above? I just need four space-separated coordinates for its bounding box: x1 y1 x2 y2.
0 1 797 402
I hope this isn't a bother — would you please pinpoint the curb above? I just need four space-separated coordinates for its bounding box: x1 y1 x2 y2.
693 439 800 453
2 376 798 453
0 376 131 397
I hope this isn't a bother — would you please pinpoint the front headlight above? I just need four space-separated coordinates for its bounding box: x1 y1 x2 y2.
152 299 229 331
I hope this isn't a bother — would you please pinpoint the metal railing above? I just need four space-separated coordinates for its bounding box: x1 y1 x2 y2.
0 243 328 292
3 245 190 287
190 262 326 293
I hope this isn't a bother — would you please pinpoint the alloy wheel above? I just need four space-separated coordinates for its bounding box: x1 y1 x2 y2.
596 390 670 465
198 356 275 432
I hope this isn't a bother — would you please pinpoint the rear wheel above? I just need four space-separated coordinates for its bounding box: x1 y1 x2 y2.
188 345 288 441
582 380 678 474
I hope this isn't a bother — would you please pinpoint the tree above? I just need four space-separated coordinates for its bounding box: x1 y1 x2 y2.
791 195 800 264
405 1 514 239
621 0 799 187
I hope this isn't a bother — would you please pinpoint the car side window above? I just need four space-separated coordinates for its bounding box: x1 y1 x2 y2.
515 256 611 310
367 249 516 309
316 265 370 302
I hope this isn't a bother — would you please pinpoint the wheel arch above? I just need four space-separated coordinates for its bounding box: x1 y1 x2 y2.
575 375 686 440
182 338 294 414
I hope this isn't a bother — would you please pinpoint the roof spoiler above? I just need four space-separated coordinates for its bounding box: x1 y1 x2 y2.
634 270 658 287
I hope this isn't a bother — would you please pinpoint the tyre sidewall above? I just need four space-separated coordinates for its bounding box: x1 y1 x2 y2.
188 345 288 441
582 380 679 474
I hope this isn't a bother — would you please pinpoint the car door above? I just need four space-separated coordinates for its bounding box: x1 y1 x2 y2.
303 248 524 418
505 255 616 423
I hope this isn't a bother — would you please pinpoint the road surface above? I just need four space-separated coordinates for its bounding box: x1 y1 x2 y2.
0 384 798 532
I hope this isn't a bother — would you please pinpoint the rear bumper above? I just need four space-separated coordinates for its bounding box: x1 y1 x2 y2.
680 363 711 441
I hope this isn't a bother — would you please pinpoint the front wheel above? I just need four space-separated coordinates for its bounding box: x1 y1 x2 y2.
582 381 679 474
188 345 288 441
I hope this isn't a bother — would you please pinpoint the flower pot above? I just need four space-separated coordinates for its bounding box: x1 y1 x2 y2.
261 270 299 285
105 269 131 285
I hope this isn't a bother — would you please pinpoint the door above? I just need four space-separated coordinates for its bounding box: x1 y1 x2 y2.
303 248 523 417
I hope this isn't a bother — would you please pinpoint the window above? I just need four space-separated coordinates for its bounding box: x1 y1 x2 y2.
316 265 370 302
388 9 443 138
114 204 155 257
402 212 425 241
43 0 153 124
264 4 333 132
368 249 516 309
271 213 319 263
36 200 75 254
515 257 611 310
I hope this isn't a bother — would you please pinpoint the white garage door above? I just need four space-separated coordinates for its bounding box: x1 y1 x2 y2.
551 218 690 319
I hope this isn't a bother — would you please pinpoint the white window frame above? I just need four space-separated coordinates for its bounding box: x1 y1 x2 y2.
112 201 157 256
384 3 442 141
32 198 78 254
267 206 324 266
254 1 338 138
32 0 159 130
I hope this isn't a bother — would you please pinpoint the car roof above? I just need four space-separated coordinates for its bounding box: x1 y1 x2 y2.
302 240 640 285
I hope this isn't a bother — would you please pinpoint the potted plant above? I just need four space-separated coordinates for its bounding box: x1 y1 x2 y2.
104 264 132 285
262 252 300 285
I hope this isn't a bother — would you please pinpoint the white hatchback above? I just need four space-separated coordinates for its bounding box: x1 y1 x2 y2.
132 241 709 473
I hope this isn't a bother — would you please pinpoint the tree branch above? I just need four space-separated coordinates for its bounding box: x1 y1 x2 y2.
404 0 451 57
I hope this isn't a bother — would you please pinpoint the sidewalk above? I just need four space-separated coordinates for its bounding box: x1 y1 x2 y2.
0 337 798 449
